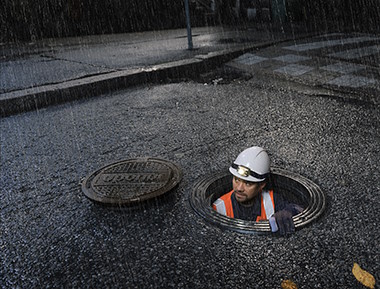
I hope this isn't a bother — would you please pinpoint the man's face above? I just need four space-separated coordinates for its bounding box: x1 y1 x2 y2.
232 176 266 205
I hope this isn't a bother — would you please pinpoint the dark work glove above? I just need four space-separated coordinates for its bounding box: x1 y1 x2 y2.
269 204 303 235
272 209 295 235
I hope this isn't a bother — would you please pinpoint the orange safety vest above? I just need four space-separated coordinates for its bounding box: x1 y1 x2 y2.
212 190 275 221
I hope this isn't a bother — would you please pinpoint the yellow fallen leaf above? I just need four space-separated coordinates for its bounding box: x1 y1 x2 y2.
352 262 376 289
281 279 298 289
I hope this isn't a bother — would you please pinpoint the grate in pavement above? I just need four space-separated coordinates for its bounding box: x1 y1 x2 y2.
192 65 252 85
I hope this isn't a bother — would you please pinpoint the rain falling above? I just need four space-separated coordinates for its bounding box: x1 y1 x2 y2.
1 0 379 288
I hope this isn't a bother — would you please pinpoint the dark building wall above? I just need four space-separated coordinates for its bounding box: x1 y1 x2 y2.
0 0 187 42
1 0 379 42
286 0 380 33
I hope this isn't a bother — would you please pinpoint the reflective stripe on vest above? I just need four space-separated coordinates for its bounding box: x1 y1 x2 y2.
212 190 234 218
256 190 275 221
262 190 275 219
213 198 227 216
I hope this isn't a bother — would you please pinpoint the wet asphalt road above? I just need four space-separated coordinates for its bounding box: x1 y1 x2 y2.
1 69 379 288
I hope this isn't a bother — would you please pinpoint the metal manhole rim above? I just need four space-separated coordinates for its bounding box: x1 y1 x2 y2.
81 157 183 205
189 167 326 234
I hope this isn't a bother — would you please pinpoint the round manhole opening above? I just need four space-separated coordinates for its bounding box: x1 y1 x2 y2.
81 158 182 205
190 167 326 234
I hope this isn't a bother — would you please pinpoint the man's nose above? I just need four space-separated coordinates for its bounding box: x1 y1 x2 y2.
236 182 245 191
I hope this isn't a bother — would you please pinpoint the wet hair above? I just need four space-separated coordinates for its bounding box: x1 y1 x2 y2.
262 173 273 190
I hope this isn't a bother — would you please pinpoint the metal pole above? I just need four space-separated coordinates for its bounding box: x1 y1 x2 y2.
184 0 193 50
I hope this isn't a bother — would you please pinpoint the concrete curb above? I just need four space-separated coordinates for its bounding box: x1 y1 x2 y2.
0 37 311 118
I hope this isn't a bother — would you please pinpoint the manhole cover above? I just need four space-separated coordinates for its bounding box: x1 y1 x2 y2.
190 167 326 234
81 158 182 205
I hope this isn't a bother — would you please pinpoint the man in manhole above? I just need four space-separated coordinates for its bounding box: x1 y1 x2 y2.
212 146 303 235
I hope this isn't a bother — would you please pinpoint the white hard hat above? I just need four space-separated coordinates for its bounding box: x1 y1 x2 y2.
229 146 270 182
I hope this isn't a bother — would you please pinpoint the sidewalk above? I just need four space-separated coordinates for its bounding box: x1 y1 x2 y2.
0 24 313 117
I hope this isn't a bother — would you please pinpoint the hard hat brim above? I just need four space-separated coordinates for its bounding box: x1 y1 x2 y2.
229 166 266 183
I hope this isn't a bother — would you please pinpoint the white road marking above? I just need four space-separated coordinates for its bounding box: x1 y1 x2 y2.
328 45 380 60
283 36 380 52
230 38 379 89
320 62 366 74
273 54 311 63
274 64 314 76
233 53 268 65
327 75 377 88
